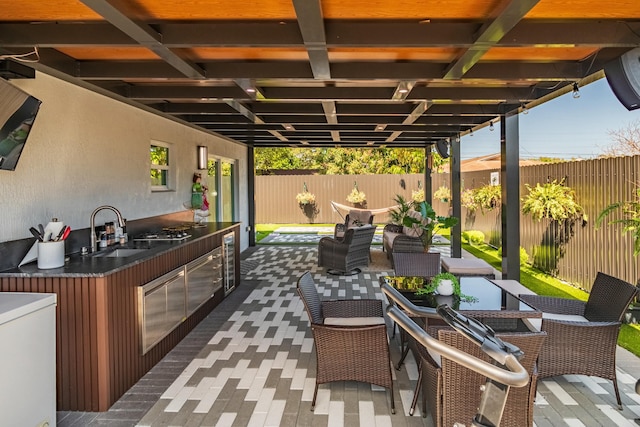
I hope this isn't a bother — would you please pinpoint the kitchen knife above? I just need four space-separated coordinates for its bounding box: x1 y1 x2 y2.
29 227 43 241
61 226 71 241
54 226 66 241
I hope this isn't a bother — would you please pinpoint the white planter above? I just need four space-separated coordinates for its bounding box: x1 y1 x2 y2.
437 279 454 296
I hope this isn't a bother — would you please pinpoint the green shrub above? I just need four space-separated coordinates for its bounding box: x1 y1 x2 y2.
462 230 485 246
498 246 530 265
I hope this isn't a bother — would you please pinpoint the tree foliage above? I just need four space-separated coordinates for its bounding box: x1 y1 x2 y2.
254 147 427 175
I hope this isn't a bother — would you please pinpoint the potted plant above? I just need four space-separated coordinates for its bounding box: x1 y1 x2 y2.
389 194 413 225
295 182 316 206
411 188 425 203
522 178 586 274
346 181 367 208
474 183 501 212
413 272 477 303
433 186 451 203
522 179 585 223
461 188 479 211
296 182 319 222
402 200 459 251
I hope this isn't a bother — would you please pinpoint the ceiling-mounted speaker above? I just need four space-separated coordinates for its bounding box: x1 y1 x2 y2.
435 139 449 159
604 47 640 111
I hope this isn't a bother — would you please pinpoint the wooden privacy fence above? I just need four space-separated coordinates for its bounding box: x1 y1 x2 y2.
256 174 448 225
255 155 640 291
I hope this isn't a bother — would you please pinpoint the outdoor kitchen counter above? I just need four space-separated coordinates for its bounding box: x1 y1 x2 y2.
0 221 238 277
0 222 241 412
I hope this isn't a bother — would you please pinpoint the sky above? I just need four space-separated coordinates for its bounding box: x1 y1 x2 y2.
459 77 640 160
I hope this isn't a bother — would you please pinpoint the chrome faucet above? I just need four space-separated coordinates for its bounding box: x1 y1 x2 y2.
90 205 126 253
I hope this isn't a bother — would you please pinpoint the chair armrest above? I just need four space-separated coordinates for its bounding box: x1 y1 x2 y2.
318 236 346 251
384 223 403 233
519 294 586 316
322 299 384 318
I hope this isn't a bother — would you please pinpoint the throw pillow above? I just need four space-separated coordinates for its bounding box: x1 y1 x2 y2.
402 210 424 237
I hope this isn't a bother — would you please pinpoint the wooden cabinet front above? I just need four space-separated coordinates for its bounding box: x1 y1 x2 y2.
0 224 240 412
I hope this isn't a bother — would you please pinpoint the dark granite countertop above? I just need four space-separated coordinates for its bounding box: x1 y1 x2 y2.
0 222 238 278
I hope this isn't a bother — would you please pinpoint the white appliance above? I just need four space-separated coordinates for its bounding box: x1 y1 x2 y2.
0 292 57 427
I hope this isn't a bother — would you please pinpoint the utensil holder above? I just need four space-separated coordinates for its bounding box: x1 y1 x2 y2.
37 241 65 269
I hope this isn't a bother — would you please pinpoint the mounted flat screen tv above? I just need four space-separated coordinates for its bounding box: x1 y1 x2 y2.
0 78 41 171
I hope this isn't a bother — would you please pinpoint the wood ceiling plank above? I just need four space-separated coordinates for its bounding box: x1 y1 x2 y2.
484 47 599 61
127 0 296 20
526 0 640 18
57 47 160 60
0 0 102 20
320 0 502 19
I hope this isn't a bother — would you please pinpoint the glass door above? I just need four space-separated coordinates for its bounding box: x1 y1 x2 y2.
205 159 219 222
221 160 235 222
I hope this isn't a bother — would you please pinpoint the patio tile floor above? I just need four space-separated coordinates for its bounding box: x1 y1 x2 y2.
57 244 640 427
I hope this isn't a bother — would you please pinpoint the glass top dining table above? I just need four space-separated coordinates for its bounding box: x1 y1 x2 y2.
380 276 542 332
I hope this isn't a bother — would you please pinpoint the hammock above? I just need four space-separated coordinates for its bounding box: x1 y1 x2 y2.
330 200 398 221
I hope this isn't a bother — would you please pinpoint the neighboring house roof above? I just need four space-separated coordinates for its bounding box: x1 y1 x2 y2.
440 153 545 172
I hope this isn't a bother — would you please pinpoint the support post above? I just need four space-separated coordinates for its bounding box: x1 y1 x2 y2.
424 144 433 206
500 113 520 280
451 135 462 258
247 144 256 246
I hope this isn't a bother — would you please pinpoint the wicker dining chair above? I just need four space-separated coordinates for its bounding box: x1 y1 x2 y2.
519 271 639 409
393 252 441 279
296 272 396 414
415 327 546 426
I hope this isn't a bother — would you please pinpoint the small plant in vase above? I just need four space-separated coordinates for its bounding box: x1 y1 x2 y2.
414 272 477 303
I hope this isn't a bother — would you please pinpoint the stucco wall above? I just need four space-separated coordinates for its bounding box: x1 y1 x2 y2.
1 72 249 249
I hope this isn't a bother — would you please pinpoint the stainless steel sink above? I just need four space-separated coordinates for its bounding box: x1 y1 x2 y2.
91 248 149 258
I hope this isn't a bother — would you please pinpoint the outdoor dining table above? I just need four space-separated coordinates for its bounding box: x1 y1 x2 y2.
380 276 542 333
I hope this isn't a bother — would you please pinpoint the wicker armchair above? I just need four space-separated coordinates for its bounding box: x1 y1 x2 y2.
296 272 395 413
519 271 638 409
334 210 374 239
318 224 376 275
382 223 424 261
416 327 546 426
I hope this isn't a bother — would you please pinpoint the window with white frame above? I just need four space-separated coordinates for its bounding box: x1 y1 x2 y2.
150 141 172 191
